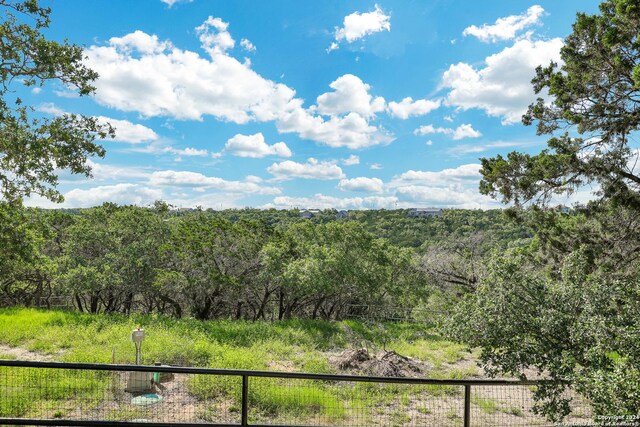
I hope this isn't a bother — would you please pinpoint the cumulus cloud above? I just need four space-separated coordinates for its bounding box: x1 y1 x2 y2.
463 5 545 43
338 177 384 193
329 4 391 51
223 133 292 158
388 164 499 208
390 164 482 186
414 123 481 140
149 170 281 194
95 116 158 143
315 74 385 118
452 124 482 140
85 24 393 150
342 155 360 166
277 107 393 149
240 38 256 52
64 184 163 208
84 160 151 181
387 97 440 119
267 158 345 181
84 25 298 123
394 185 496 208
370 163 383 170
196 16 235 56
37 105 159 145
441 38 563 124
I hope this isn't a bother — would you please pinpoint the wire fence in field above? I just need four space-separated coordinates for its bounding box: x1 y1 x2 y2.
0 360 592 427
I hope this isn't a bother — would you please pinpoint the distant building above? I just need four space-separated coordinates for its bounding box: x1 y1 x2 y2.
299 209 321 219
335 210 349 219
557 205 571 214
407 208 443 218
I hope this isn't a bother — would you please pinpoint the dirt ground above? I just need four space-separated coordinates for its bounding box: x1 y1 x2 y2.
0 343 593 426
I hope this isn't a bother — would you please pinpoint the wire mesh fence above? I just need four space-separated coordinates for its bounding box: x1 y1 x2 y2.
0 360 592 426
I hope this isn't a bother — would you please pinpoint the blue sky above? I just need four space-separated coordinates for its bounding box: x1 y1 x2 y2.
25 0 600 209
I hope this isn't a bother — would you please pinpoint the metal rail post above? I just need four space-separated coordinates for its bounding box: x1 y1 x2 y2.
464 383 471 427
241 374 249 426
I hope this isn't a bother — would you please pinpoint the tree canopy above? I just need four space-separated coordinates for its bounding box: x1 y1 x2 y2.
0 0 112 203
480 0 640 208
450 0 640 418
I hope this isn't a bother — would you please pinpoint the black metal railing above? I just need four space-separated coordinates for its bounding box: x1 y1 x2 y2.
0 360 591 426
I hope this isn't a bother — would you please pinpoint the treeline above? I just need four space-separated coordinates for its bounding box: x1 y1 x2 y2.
0 202 530 320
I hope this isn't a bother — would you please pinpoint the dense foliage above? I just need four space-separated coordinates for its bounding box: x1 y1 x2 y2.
450 0 640 418
0 205 529 321
0 0 112 203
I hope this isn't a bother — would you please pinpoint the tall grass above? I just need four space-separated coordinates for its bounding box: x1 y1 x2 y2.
0 307 472 422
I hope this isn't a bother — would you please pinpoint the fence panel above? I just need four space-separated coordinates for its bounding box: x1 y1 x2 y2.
0 360 591 426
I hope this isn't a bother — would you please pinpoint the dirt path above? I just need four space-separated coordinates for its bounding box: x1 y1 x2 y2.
0 344 58 361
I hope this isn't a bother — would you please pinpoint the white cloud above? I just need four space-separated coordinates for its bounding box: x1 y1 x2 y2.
160 0 192 7
172 147 209 157
387 97 440 119
389 164 499 208
223 133 292 158
315 74 385 118
452 123 482 140
54 89 78 98
240 38 256 52
441 38 563 124
149 170 281 194
338 177 384 193
267 158 345 181
37 102 66 116
32 87 42 94
37 106 159 144
414 124 450 136
84 160 151 181
64 184 163 208
264 194 398 210
342 155 360 166
390 164 482 186
414 123 481 140
84 25 298 123
95 116 158 143
277 107 393 149
448 141 530 155
370 163 383 170
85 25 393 150
394 185 497 208
131 142 209 158
196 16 235 56
463 5 545 43
245 175 263 183
330 4 391 51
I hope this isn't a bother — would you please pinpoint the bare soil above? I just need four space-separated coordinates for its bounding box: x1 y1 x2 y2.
331 348 427 377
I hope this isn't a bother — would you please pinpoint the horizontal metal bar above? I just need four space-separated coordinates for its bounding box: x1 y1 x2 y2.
0 359 542 385
0 419 238 427
0 421 337 427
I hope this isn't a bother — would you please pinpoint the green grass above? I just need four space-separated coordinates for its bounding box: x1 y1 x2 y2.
0 307 478 424
472 396 499 414
388 339 469 368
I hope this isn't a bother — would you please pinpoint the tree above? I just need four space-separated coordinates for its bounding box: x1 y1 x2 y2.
479 0 640 208
0 200 53 305
451 0 640 418
1 0 112 203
